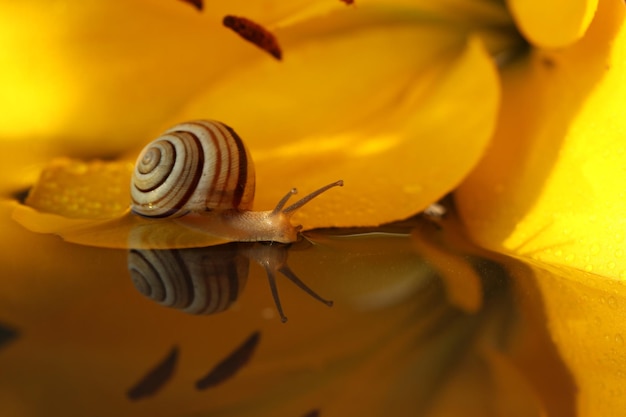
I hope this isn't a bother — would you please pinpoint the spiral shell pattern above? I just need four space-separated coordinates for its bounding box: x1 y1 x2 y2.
128 245 249 315
131 120 255 218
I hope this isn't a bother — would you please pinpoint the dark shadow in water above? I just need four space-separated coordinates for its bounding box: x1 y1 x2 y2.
126 346 179 401
383 251 517 414
195 331 261 390
10 188 30 204
365 210 579 417
0 322 19 350
178 0 203 12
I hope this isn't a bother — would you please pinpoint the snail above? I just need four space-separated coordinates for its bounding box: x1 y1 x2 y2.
131 120 343 244
11 119 342 249
128 242 333 322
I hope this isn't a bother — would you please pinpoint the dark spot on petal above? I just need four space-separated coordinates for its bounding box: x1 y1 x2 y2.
340 0 355 4
223 16 282 60
195 331 261 390
127 346 179 401
11 188 30 204
302 409 321 417
179 0 203 11
541 56 556 69
0 322 19 350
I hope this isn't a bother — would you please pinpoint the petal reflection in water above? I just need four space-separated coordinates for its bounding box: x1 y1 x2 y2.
0 205 576 416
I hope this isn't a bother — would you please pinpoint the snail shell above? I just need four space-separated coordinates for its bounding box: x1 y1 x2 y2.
128 244 248 315
131 120 255 218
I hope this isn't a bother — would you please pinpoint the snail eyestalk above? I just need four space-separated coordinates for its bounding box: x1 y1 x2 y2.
283 180 344 214
271 188 298 215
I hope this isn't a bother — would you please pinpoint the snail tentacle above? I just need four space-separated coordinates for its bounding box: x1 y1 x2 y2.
282 180 344 214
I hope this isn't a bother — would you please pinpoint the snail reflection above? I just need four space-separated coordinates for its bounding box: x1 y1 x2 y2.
128 241 332 322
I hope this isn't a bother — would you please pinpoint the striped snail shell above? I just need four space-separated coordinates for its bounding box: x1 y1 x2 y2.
130 119 343 244
128 243 248 315
128 242 333 321
131 120 255 218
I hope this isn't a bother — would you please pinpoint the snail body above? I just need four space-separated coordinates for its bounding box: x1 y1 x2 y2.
131 120 342 243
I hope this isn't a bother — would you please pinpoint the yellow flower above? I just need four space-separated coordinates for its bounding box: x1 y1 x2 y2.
2 0 507 228
2 0 626 415
455 0 626 415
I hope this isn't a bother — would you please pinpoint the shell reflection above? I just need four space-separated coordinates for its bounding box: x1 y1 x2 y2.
128 243 248 315
128 242 332 321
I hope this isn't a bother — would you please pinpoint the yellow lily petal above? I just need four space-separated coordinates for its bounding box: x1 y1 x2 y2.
0 1 202 153
12 159 229 248
507 264 578 417
0 1 342 155
5 2 504 244
174 10 500 228
507 0 598 48
457 1 626 413
11 7 500 245
456 0 626 278
24 158 131 219
11 202 231 249
530 264 626 416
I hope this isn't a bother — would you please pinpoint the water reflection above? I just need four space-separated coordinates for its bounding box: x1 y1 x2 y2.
128 244 249 316
127 346 179 401
194 331 261 390
0 323 18 350
0 206 576 417
126 331 262 401
128 242 334 322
